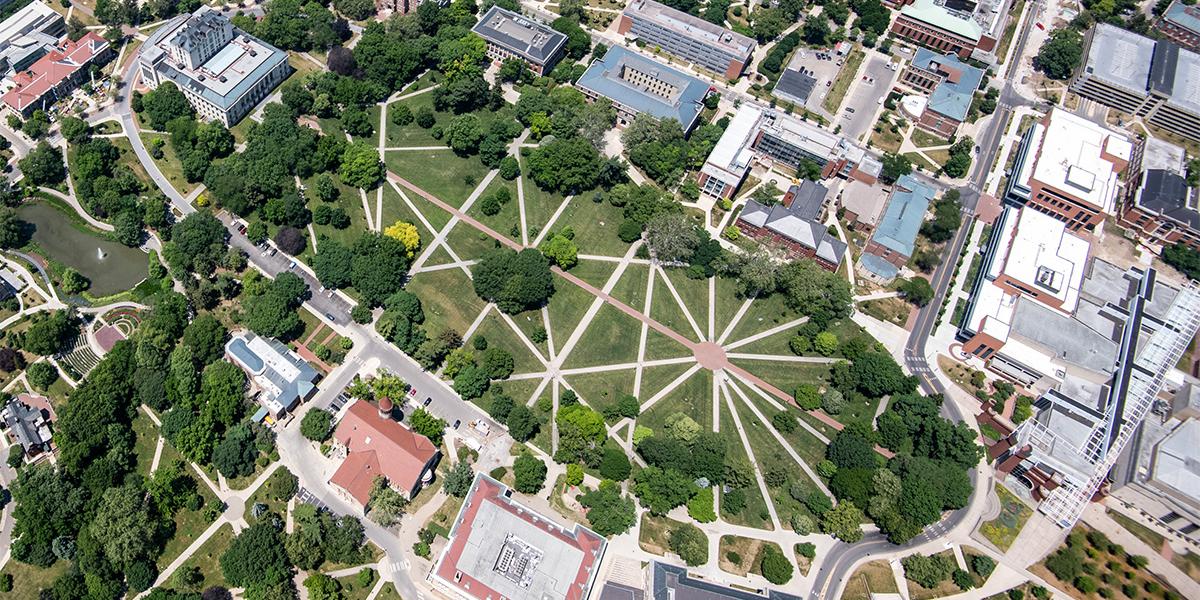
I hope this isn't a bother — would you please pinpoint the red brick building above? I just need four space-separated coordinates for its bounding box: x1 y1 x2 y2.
735 182 847 271
2 32 112 117
1156 1 1200 52
891 0 992 59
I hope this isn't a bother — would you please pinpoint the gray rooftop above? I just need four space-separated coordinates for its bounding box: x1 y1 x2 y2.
575 46 709 129
2 398 51 452
773 67 817 105
624 0 755 60
1085 24 1200 114
472 5 566 65
650 562 801 600
1151 419 1200 501
740 186 847 266
1164 0 1200 34
1136 169 1200 230
1009 298 1120 373
225 332 318 411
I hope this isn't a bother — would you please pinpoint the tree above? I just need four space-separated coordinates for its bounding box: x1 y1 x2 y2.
59 268 89 294
802 17 831 45
472 248 556 313
851 351 914 398
367 477 408 526
551 17 590 59
579 482 636 536
453 364 491 399
213 425 259 478
304 573 342 600
442 461 474 497
760 544 794 584
513 453 547 493
351 233 410 306
540 234 578 269
60 116 91 144
902 553 955 589
19 142 65 186
506 404 538 442
141 82 195 130
634 466 695 515
880 152 913 184
772 410 797 433
526 136 603 194
383 221 421 258
814 331 838 356
821 501 865 542
665 411 701 442
940 139 973 179
972 554 996 578
339 142 384 189
301 409 334 441
444 114 485 156
90 483 159 568
599 446 632 481
23 310 74 356
0 348 25 372
183 314 229 366
794 383 822 410
334 0 374 20
644 213 701 263
0 208 25 249
1162 243 1200 280
899 277 934 306
822 389 846 415
1036 28 1084 80
481 347 514 380
667 523 708 566
26 361 58 391
221 522 292 588
407 407 446 446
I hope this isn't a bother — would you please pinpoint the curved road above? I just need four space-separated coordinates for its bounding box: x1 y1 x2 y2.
807 5 1045 597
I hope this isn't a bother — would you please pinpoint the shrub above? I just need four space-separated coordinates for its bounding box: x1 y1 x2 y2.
952 569 974 590
687 487 716 523
1074 575 1097 594
760 545 793 584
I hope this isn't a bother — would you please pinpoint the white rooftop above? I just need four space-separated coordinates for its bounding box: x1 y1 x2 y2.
700 105 761 186
1152 419 1200 501
1028 110 1130 213
1001 208 1090 312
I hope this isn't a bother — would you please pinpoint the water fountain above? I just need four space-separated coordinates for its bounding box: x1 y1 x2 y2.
97 247 105 260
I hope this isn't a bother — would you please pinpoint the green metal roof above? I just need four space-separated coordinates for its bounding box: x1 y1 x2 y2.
900 0 982 42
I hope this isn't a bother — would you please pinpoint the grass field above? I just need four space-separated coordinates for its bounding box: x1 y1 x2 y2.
405 268 487 337
978 484 1032 551
842 560 900 599
385 150 492 209
718 535 782 577
0 560 70 600
176 523 235 590
823 46 866 113
638 513 691 556
905 550 961 600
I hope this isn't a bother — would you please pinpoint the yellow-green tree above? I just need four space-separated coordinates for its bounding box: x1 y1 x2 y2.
384 221 421 258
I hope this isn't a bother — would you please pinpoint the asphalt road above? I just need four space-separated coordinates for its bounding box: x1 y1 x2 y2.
808 5 1045 597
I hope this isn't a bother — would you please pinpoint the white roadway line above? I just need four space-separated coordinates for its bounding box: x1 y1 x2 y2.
717 295 756 345
723 315 810 351
725 376 835 500
654 264 705 342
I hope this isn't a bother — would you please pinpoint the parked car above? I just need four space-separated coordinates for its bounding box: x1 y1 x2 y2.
452 419 461 429
423 397 432 407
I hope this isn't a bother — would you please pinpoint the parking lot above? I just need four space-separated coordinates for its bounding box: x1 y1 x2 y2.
777 48 847 118
837 53 898 143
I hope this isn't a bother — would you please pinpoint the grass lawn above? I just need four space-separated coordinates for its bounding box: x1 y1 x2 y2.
385 150 492 209
544 271 603 348
638 513 690 556
713 276 750 339
565 258 618 290
336 569 378 600
383 181 449 233
139 131 200 196
547 193 631 258
729 323 796 356
656 268 709 341
443 218 507 262
0 560 70 600
110 137 154 187
730 360 830 400
842 560 899 599
519 167 571 239
910 128 950 148
405 268 487 338
1107 509 1166 551
375 582 403 600
425 495 465 539
565 368 636 418
861 296 912 327
732 394 818 529
157 478 220 570
246 467 298 517
609 262 650 309
561 304 645 369
978 484 1032 552
465 176 522 244
638 361 697 401
643 327 693 360
716 398 774 530
133 410 160 476
905 550 961 600
718 535 783 577
385 93 518 149
638 368 714 434
724 292 796 346
735 380 829 468
177 522 235 590
465 311 545 376
869 120 904 154
904 151 940 173
823 46 865 113
303 174 370 254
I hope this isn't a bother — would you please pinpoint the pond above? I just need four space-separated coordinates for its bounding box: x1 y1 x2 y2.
18 202 148 297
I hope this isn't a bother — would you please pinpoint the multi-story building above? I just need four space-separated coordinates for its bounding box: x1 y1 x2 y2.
1156 0 1200 52
695 104 880 199
329 399 440 506
858 174 936 282
225 331 320 417
1 31 111 117
617 0 755 80
137 7 291 126
0 0 64 86
575 45 710 133
840 179 891 233
1120 138 1198 252
471 6 566 76
891 0 994 60
736 181 847 270
1003 108 1132 233
900 48 985 137
1071 24 1200 142
599 561 802 600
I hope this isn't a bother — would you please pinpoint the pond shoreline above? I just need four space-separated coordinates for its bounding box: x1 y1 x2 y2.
17 201 148 298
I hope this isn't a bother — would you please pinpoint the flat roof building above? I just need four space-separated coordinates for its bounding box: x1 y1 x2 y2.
225 331 319 416
1156 1 1200 52
1071 24 1200 142
575 45 710 133
840 179 891 233
1121 137 1200 254
138 7 291 126
859 174 936 282
1004 108 1131 233
433 473 607 600
1 30 111 117
900 48 985 137
648 561 801 600
472 6 566 76
618 0 755 80
329 399 440 505
0 0 64 87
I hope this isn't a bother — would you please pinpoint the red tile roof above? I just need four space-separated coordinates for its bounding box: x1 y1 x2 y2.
434 475 606 600
329 400 439 505
2 32 109 113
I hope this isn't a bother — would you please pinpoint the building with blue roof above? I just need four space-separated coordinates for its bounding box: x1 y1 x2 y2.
225 331 320 417
859 174 936 282
137 7 291 126
901 47 985 137
1158 1 1200 52
575 45 710 133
